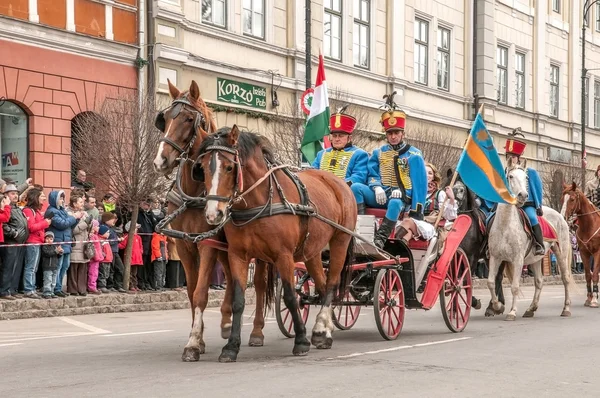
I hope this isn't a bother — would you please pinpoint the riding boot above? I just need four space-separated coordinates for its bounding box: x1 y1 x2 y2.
357 203 366 215
532 224 545 256
373 217 396 249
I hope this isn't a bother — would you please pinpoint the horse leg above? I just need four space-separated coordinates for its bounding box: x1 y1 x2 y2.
495 261 506 305
592 253 600 308
219 253 249 363
505 262 522 321
311 235 351 349
467 252 482 310
557 245 572 317
217 251 233 339
182 245 217 361
485 258 505 317
523 260 543 318
249 260 267 347
581 248 593 307
178 242 202 362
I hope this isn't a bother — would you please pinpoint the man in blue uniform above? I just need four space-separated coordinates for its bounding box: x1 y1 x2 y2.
504 132 545 255
350 96 428 249
312 109 369 186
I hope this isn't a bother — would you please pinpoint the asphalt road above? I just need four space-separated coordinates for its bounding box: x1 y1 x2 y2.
0 285 596 397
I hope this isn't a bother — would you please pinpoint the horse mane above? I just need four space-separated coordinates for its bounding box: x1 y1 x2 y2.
199 126 278 165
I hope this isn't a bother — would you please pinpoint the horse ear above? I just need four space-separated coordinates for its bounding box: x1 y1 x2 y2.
446 168 453 179
229 125 240 147
507 156 514 169
167 79 180 99
189 80 200 102
520 158 527 169
571 181 577 191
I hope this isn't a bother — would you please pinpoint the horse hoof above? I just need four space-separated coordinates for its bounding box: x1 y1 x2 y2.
493 304 505 315
248 335 264 347
522 310 535 318
473 298 482 310
218 349 238 363
484 306 495 317
221 326 231 340
561 310 572 317
505 314 516 321
311 332 333 349
292 341 311 356
181 346 204 362
590 302 599 308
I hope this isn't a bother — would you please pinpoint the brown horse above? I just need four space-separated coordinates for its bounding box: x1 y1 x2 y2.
562 182 600 307
152 79 271 361
195 125 356 362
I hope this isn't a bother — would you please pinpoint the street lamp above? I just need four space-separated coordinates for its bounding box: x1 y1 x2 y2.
582 0 600 187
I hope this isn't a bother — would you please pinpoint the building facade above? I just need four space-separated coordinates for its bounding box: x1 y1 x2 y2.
152 0 600 182
0 0 139 192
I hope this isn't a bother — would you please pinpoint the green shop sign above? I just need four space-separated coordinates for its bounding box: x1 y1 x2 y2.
217 78 267 109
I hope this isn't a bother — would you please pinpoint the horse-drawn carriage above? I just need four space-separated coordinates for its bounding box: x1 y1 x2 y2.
275 209 473 340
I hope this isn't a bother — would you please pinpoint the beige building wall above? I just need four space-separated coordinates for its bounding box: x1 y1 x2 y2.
152 0 600 178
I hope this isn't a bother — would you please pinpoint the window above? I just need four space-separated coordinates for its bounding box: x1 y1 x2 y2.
550 65 560 118
414 19 428 85
202 0 226 27
0 101 28 184
515 52 525 109
243 0 264 38
324 0 342 60
594 80 600 128
437 27 450 90
497 46 508 104
596 3 600 31
585 77 590 126
353 0 370 68
552 0 560 13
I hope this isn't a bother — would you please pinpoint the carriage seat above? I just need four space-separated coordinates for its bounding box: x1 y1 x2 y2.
365 208 387 218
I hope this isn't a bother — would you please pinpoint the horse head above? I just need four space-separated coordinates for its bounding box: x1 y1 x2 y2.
506 157 529 207
153 79 216 175
561 182 586 224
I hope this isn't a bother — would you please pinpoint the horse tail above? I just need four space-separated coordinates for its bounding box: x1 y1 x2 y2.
337 236 355 301
264 262 277 312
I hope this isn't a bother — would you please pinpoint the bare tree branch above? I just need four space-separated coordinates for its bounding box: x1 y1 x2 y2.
539 153 595 211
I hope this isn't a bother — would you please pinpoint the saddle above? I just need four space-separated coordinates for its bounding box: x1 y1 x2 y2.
487 208 558 246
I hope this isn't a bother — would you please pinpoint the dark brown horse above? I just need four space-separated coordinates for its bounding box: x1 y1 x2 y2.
152 80 271 361
195 125 356 362
562 183 600 307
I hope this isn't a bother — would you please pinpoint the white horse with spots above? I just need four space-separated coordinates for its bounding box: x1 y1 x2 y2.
486 158 573 320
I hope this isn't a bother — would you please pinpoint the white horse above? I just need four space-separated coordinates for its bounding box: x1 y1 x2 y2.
486 157 573 320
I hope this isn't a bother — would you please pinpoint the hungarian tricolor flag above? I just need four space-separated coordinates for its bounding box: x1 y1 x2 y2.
301 54 330 163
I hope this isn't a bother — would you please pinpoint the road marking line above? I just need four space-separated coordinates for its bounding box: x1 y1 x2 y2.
0 343 24 347
0 332 91 343
57 317 111 334
328 337 473 360
100 330 173 337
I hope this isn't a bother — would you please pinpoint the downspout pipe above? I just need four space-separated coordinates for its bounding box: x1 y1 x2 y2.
146 0 155 93
472 0 478 117
138 0 146 107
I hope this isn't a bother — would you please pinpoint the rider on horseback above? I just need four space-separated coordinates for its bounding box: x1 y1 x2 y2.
350 93 427 249
504 130 545 256
311 107 369 186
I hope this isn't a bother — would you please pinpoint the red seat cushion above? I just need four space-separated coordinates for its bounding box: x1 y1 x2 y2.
365 208 387 218
407 239 429 250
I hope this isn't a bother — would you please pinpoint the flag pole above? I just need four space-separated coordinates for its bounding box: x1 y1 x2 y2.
433 105 484 229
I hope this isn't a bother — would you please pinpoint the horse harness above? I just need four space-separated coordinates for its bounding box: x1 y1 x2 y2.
568 191 600 250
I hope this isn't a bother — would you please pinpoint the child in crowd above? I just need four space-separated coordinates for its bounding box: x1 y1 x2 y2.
41 231 63 299
97 225 113 293
101 212 125 293
119 221 143 292
87 220 104 294
151 231 168 291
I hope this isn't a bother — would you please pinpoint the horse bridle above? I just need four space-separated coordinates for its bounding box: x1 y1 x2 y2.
155 96 209 158
197 144 244 203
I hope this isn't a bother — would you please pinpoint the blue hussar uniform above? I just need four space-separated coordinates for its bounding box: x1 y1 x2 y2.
504 133 545 255
311 112 369 185
350 101 428 248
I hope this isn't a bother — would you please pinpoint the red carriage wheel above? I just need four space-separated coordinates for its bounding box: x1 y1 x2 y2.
373 269 405 340
275 270 311 338
332 291 361 330
439 248 472 333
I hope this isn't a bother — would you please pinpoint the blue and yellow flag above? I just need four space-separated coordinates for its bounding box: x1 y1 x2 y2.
456 113 516 205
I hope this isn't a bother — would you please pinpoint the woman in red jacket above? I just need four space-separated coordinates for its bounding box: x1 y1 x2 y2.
0 194 11 243
119 221 143 292
22 189 51 299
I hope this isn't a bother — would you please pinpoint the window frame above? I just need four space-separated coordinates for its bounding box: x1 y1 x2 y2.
201 0 227 28
497 46 508 104
353 0 370 69
552 0 560 13
324 0 343 61
585 76 590 127
414 18 429 86
0 100 29 185
515 52 525 109
594 80 600 128
550 64 560 118
436 26 450 91
242 0 265 39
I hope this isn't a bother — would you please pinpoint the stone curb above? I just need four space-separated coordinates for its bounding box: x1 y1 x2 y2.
0 289 256 321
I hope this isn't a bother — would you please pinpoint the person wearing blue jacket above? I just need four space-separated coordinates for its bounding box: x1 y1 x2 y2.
44 190 82 297
311 110 369 186
503 132 545 255
350 96 427 248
